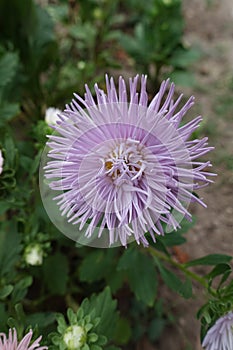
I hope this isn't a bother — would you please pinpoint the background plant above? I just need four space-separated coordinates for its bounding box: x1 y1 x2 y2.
0 1 232 349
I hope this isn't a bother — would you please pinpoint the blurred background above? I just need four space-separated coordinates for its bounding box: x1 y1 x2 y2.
0 0 232 349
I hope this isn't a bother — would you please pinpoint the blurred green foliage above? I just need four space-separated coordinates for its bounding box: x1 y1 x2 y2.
0 0 231 349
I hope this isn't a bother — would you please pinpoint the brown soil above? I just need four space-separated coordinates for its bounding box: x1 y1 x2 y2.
146 1 233 349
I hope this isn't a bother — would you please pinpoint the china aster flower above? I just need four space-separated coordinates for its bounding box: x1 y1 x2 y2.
44 75 214 247
202 311 233 350
0 328 48 350
0 149 4 174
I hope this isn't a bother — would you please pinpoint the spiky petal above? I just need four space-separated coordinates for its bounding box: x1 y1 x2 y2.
43 75 215 247
202 312 233 350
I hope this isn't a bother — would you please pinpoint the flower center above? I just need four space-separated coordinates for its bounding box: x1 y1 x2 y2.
104 139 146 182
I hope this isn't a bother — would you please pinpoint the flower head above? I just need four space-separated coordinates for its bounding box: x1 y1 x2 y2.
52 307 107 350
202 311 233 350
45 107 62 125
0 149 4 175
0 328 47 350
43 75 214 247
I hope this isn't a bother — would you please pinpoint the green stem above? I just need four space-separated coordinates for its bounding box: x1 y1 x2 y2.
148 246 217 296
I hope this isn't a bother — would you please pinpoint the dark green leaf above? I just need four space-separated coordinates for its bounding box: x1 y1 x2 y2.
157 231 186 247
82 287 118 339
0 201 11 215
12 276 33 303
169 48 202 68
113 317 131 345
43 253 69 295
118 248 157 306
0 51 19 88
169 70 196 87
0 284 13 299
154 258 192 299
26 312 56 328
0 222 21 277
0 103 20 124
206 263 232 289
79 250 114 283
185 254 232 267
148 317 166 342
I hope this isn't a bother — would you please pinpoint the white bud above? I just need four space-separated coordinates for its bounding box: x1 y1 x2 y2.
45 107 62 125
24 244 43 266
63 325 86 350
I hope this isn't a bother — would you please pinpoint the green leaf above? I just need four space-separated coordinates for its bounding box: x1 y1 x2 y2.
0 51 19 88
0 103 20 124
0 222 21 277
169 47 202 68
11 276 33 303
4 134 17 168
82 287 118 339
206 263 232 290
0 302 7 331
157 231 186 247
26 311 56 328
79 250 114 283
118 248 157 306
113 317 131 345
0 284 13 299
43 252 69 295
79 249 123 293
154 258 192 299
148 317 166 342
185 254 232 267
0 201 11 215
169 70 196 87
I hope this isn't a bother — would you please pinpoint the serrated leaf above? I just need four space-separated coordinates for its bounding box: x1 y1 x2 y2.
154 258 192 299
185 254 232 267
118 248 157 306
82 287 118 339
79 249 123 293
43 253 69 295
79 250 112 283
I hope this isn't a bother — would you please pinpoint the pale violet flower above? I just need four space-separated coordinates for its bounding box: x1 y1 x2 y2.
0 149 4 174
63 325 86 350
202 311 233 350
0 328 47 350
44 75 215 247
24 243 43 266
45 107 62 125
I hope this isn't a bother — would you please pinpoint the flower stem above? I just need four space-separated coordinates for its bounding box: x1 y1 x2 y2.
148 246 217 296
